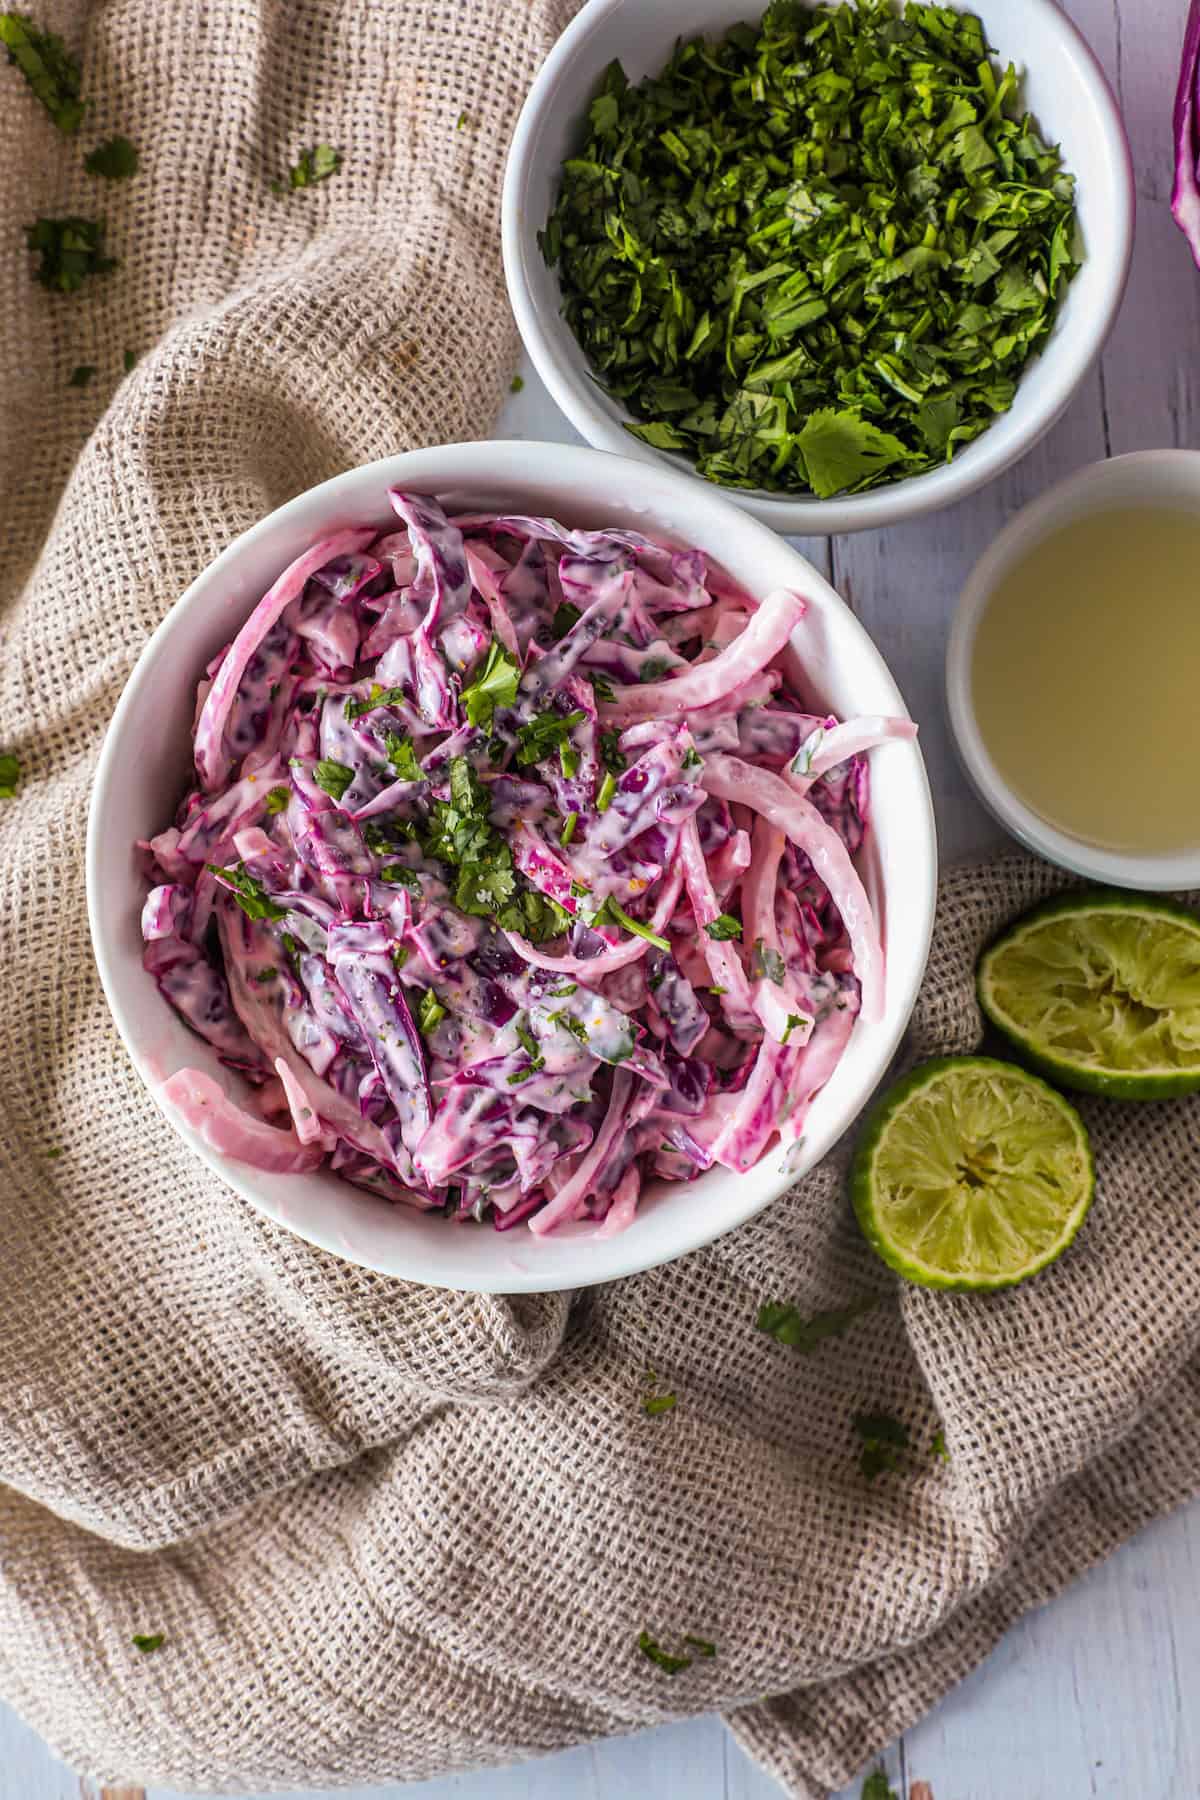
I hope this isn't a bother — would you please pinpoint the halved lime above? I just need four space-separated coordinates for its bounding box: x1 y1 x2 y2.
850 1057 1094 1290
978 890 1200 1099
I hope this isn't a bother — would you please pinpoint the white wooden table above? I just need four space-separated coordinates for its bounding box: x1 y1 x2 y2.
5 0 1198 1793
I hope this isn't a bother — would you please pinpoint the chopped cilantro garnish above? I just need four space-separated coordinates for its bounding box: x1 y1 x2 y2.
682 1635 716 1659
363 816 417 856
637 1631 695 1675
756 1297 877 1353
515 707 586 767
545 982 577 998
84 134 139 179
593 894 670 952
704 913 741 942
931 1428 949 1464
853 1412 911 1481
596 770 617 813
639 656 670 683
383 731 422 780
206 863 286 922
25 215 116 292
252 967 278 984
0 751 21 797
0 11 84 132
542 6 1079 498
708 985 727 997
643 1392 677 1416
122 347 137 372
509 373 524 392
560 810 578 847
461 640 520 730
779 1012 804 1046
551 601 581 637
131 1632 164 1654
598 729 626 773
749 939 786 985
263 785 290 815
861 1770 899 1800
391 944 409 971
313 758 353 803
380 864 421 890
284 143 341 189
417 988 446 1036
67 363 96 387
681 745 703 772
586 670 616 704
345 682 407 721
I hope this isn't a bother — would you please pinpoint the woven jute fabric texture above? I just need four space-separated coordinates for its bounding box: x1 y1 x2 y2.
4 5 1200 1796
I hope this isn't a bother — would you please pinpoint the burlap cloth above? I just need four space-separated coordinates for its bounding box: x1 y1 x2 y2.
3 3 1200 1795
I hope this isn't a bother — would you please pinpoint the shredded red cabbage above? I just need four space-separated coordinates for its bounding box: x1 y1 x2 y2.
141 492 915 1234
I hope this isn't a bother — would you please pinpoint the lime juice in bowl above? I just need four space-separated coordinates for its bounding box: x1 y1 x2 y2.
947 450 1200 892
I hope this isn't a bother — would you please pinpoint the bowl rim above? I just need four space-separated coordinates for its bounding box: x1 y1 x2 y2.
946 448 1200 891
87 438 937 1290
501 0 1136 536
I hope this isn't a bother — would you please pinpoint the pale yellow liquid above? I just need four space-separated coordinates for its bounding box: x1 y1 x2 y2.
971 506 1200 854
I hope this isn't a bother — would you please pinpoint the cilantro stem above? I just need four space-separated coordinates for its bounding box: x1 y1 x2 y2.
596 770 617 813
560 811 578 847
598 896 670 953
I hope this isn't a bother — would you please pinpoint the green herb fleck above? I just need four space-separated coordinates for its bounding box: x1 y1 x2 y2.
252 967 278 984
749 939 786 986
345 682 408 721
861 1770 899 1800
639 656 671 683
704 913 741 942
0 11 84 132
598 729 626 773
643 1392 677 1416
682 1635 716 1658
44 1146 63 1159
84 134 139 179
551 601 582 637
560 810 578 847
263 786 290 816
123 347 137 373
594 894 669 952
132 1632 164 1654
637 1630 692 1675
542 9 1079 498
681 745 703 772
586 670 616 704
779 1012 804 1046
206 863 286 922
384 732 422 781
515 707 586 767
853 1411 911 1481
417 988 446 1036
67 363 96 387
509 373 525 392
313 758 353 803
461 640 520 730
25 215 116 292
596 769 617 813
757 1296 877 1353
931 1428 949 1464
380 864 421 890
285 143 341 189
391 944 410 972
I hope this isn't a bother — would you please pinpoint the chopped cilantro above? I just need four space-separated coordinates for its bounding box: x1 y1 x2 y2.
252 967 277 984
313 758 353 803
682 1635 716 1659
704 913 741 942
461 640 520 730
749 939 786 986
84 134 139 179
560 810 578 847
383 731 422 780
779 1012 804 1046
598 729 626 773
854 1411 911 1481
756 1296 877 1353
681 745 703 772
0 752 21 797
67 363 96 387
637 1631 692 1675
25 215 116 291
551 601 581 637
586 670 616 704
639 656 670 683
345 682 407 721
380 864 421 890
0 11 84 132
391 944 409 972
417 988 446 1036
931 1428 949 1464
542 6 1079 498
515 707 586 767
545 981 577 998
509 373 524 392
593 894 670 952
861 1771 899 1800
596 770 617 813
122 347 137 372
643 1392 677 1416
131 1633 164 1654
206 863 286 922
263 785 290 815
285 143 341 189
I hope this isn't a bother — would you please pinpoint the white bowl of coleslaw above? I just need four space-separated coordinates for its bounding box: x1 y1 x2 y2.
87 440 936 1292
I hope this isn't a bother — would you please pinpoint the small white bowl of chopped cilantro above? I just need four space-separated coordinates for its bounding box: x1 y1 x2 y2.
503 0 1134 533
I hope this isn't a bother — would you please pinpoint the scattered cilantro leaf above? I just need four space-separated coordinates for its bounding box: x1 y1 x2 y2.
779 1012 804 1046
586 670 616 703
263 786 290 815
380 864 421 890
0 11 84 132
560 810 578 847
593 894 670 952
639 656 671 683
313 758 353 803
67 363 96 387
681 745 703 772
637 1631 692 1675
598 729 626 773
131 1633 164 1654
705 913 741 942
509 373 525 392
515 707 586 767
205 863 286 922
84 134 139 179
286 143 341 189
542 8 1079 498
682 1635 716 1658
757 1296 877 1352
551 601 581 637
417 988 446 1036
931 1428 949 1464
853 1411 911 1481
643 1392 677 1416
25 215 116 292
383 732 422 780
861 1771 898 1800
596 770 617 813
749 939 786 985
461 640 520 730
123 347 137 372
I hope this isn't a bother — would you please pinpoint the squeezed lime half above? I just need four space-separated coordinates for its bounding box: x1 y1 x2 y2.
851 1057 1094 1290
978 890 1200 1099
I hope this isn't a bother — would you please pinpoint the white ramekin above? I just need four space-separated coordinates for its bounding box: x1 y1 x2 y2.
947 450 1200 891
